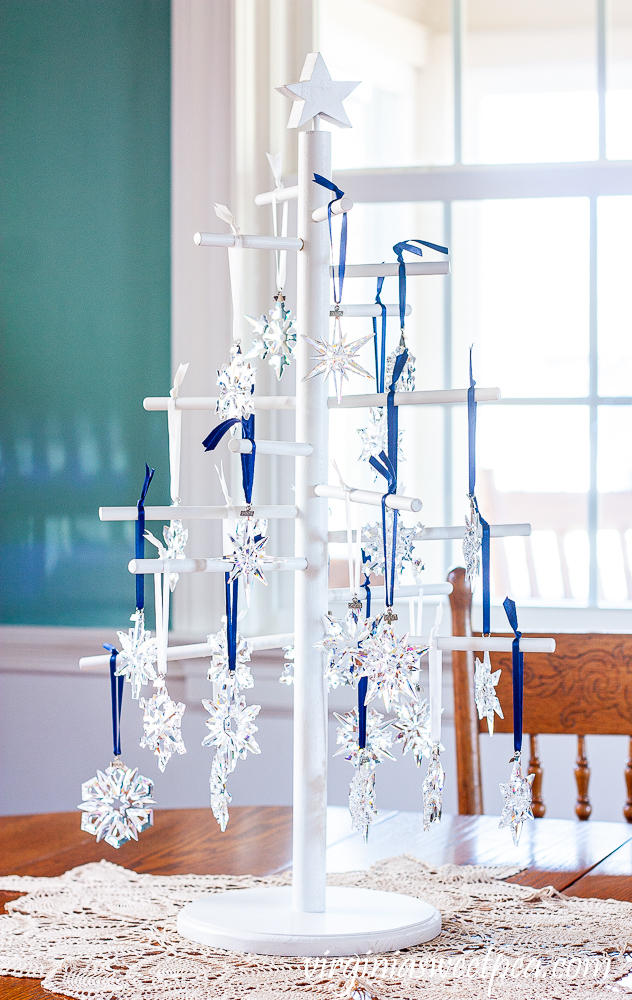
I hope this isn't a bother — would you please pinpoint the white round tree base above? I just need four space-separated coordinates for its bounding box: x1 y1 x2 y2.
177 885 441 957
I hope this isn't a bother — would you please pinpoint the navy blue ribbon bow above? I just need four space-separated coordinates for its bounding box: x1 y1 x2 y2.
393 239 449 335
202 411 256 506
503 597 524 755
135 463 155 611
313 174 347 306
103 644 123 757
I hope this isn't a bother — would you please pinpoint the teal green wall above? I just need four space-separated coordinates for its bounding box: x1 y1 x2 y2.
0 0 171 626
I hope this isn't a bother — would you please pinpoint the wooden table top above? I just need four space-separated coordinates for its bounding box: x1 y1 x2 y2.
1 807 631 999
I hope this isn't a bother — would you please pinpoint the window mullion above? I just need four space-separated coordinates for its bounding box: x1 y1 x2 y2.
597 0 607 161
589 195 599 607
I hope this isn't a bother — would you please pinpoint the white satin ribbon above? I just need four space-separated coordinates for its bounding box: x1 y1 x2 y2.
428 603 444 744
266 152 288 292
332 460 362 600
214 204 243 344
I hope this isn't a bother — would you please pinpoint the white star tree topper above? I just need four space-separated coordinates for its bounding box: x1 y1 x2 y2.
277 53 360 130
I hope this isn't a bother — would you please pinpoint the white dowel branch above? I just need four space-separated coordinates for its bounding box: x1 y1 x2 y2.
100 505 298 522
255 184 299 206
128 557 307 575
333 261 450 278
411 636 556 653
327 524 530 543
79 632 295 671
327 583 452 602
143 396 297 412
328 387 501 409
330 303 411 318
228 439 313 457
315 484 422 512
194 232 303 251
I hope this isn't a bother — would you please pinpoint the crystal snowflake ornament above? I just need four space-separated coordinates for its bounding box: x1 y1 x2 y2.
116 610 158 700
201 694 261 771
209 751 232 832
163 519 188 591
422 745 445 832
348 758 378 841
334 706 395 767
222 517 277 604
315 609 370 690
392 697 440 766
206 627 254 695
77 761 155 849
385 341 416 392
360 619 425 711
216 344 257 419
463 503 481 586
361 519 423 580
302 326 374 404
475 650 504 736
279 645 294 685
358 407 405 473
499 753 535 846
139 681 186 773
245 294 297 380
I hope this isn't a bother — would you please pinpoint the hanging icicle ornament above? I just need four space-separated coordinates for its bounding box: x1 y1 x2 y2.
475 651 504 736
392 697 437 767
139 680 186 773
498 597 534 845
361 519 423 579
334 706 395 767
279 645 294 685
463 503 482 586
422 746 445 832
422 604 447 831
315 609 369 690
209 751 232 833
348 759 378 841
462 348 490 588
207 626 254 695
78 645 155 849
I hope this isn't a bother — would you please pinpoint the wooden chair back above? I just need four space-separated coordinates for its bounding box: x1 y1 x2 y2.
447 566 632 822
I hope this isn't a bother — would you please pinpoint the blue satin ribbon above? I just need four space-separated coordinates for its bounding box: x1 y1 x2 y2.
358 676 368 749
372 277 387 393
103 644 123 757
481 513 491 635
225 573 239 672
313 174 347 305
135 464 154 611
370 449 398 611
203 410 257 506
468 347 477 498
386 349 408 481
393 239 449 334
503 597 523 755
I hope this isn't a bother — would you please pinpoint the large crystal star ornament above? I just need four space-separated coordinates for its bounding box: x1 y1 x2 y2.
475 650 504 735
78 761 155 849
116 610 158 700
302 328 374 404
201 695 261 771
360 619 425 711
348 760 378 841
139 681 186 772
334 706 395 767
216 346 257 419
392 698 438 766
206 627 254 695
245 295 296 380
422 746 445 832
499 754 535 846
276 52 360 130
315 609 369 690
222 517 277 604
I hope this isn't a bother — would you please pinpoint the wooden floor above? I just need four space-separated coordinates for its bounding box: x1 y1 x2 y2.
1 806 632 999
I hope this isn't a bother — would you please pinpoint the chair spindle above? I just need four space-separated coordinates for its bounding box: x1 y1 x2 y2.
575 735 592 821
624 737 632 824
528 734 545 818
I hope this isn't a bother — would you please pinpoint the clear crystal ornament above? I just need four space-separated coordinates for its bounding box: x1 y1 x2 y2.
116 609 158 700
216 344 257 419
279 645 294 685
222 517 277 604
245 294 297 380
358 407 405 474
163 519 188 591
385 339 416 392
463 502 481 586
475 650 504 736
361 519 423 579
392 697 441 766
209 751 232 832
302 325 374 404
422 745 445 832
333 706 395 767
201 694 261 772
499 753 535 846
206 626 254 695
348 758 378 841
315 609 369 690
139 680 186 773
360 618 425 711
77 761 155 849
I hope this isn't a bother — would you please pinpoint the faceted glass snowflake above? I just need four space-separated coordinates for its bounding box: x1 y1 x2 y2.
116 610 158 700
139 681 186 772
463 505 481 586
201 694 261 771
163 519 188 591
475 650 504 736
422 746 445 832
77 761 155 849
349 759 378 841
499 754 535 846
360 619 425 711
315 609 369 690
206 627 254 695
358 407 405 474
216 345 257 419
361 519 423 580
209 751 232 832
392 697 438 766
385 342 416 392
302 326 374 404
333 706 395 767
245 295 297 380
279 645 294 685
222 517 277 604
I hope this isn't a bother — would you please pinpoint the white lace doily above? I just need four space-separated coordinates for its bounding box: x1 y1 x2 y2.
1 855 631 998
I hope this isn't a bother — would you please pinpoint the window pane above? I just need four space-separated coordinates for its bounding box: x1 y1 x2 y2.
606 1 632 159
452 405 589 605
463 1 598 164
597 196 632 396
319 0 453 168
452 198 590 397
597 406 632 606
